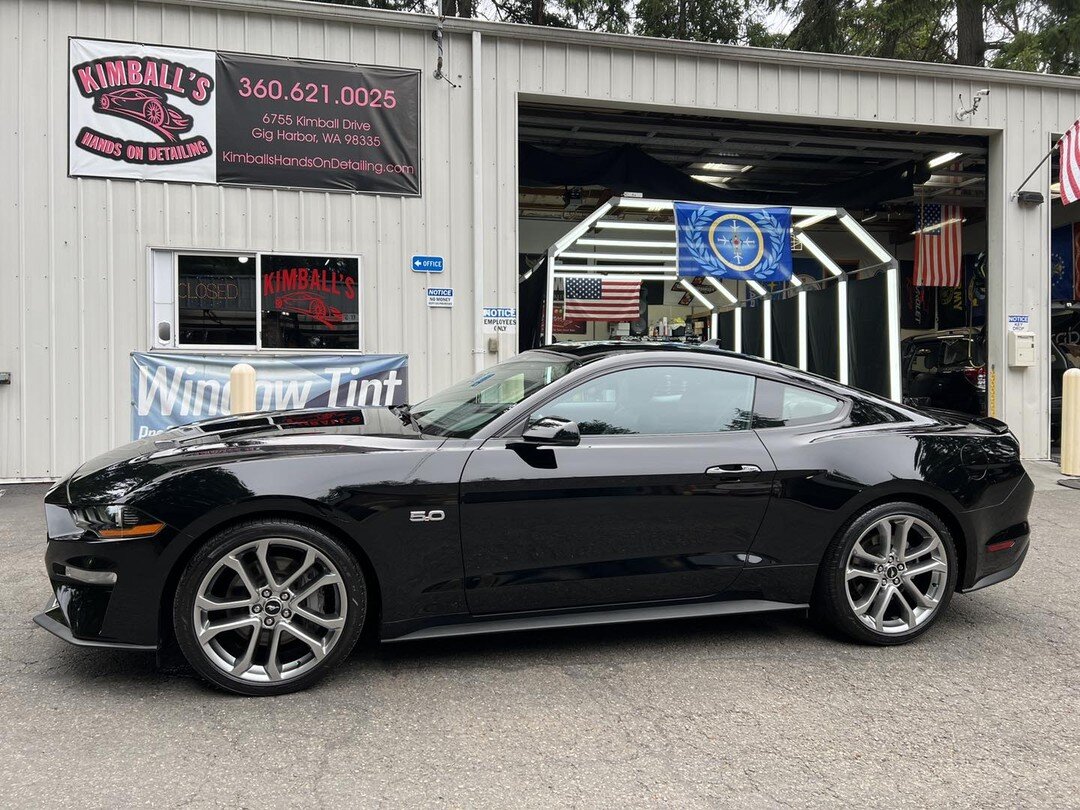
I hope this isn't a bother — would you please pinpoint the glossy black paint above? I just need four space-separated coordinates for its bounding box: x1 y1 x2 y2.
37 344 1032 650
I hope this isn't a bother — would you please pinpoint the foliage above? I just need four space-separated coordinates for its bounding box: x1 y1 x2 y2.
302 0 1080 75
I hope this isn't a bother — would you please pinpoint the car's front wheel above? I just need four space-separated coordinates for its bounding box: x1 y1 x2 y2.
173 520 366 696
813 502 957 645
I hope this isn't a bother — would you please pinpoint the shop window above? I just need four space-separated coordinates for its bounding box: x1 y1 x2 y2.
535 366 755 436
177 255 257 347
161 251 361 351
260 255 360 350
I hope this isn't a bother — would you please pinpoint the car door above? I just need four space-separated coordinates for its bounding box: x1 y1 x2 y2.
458 363 776 615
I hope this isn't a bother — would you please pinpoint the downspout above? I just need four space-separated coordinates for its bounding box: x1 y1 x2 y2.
471 29 485 372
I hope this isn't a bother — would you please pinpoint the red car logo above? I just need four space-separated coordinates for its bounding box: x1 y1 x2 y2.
94 88 192 142
273 292 344 330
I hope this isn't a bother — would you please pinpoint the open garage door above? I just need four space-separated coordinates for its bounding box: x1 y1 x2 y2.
542 196 901 400
518 102 989 409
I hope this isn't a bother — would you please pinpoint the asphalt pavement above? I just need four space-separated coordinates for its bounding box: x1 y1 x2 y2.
1 471 1077 808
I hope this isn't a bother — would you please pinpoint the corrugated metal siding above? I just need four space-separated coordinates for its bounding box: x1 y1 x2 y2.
2 0 1079 477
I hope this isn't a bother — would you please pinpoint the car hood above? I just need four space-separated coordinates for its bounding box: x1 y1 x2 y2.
59 408 436 506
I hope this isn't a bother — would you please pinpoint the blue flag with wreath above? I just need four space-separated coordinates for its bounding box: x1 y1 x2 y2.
675 203 793 282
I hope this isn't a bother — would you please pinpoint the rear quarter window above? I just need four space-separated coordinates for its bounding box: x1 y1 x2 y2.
753 379 844 428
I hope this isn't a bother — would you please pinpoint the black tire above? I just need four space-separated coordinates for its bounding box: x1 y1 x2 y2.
811 501 958 645
173 519 366 696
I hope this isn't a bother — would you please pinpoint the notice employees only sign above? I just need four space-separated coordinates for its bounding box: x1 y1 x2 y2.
69 37 421 195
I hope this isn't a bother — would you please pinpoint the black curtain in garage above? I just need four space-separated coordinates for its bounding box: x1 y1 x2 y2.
742 305 764 357
847 272 890 397
772 295 799 367
518 255 546 351
807 284 839 380
717 310 735 350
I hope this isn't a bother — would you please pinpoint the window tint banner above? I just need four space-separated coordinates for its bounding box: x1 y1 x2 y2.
70 38 421 196
215 54 420 194
130 353 408 439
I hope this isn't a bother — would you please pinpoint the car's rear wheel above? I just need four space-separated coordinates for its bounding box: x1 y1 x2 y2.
812 502 957 645
144 98 165 127
173 520 366 696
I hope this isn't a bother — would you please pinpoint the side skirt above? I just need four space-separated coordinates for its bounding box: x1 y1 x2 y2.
385 599 808 643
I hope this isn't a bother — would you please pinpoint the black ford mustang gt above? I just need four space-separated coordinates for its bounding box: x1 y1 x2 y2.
35 343 1032 695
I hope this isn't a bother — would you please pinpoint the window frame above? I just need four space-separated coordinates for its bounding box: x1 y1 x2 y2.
523 362 759 438
157 248 364 354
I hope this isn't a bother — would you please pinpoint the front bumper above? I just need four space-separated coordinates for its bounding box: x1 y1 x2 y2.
34 596 156 651
34 510 172 648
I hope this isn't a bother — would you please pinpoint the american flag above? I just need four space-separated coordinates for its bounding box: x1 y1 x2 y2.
914 202 962 287
564 277 641 322
1060 118 1080 205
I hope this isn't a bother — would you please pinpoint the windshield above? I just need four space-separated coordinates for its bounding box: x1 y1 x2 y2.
411 352 577 438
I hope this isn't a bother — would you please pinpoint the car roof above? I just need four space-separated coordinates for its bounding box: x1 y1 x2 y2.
535 340 735 360
530 341 818 383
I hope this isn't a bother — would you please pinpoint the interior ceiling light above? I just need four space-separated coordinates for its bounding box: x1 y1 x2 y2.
679 279 716 310
911 217 966 235
695 162 751 173
594 221 677 232
928 151 963 168
690 175 731 186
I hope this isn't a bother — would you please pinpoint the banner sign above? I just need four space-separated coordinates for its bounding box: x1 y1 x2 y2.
70 38 421 195
1051 223 1080 302
900 261 933 330
215 54 420 194
130 352 408 439
69 38 217 183
675 203 792 282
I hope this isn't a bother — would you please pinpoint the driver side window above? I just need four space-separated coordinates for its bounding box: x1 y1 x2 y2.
533 366 755 436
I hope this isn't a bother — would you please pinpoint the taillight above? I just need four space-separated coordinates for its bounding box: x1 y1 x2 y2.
964 366 987 392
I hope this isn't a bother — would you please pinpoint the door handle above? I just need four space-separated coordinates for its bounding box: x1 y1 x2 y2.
705 464 761 475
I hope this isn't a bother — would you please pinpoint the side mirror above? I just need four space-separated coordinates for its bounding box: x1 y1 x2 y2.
510 416 580 448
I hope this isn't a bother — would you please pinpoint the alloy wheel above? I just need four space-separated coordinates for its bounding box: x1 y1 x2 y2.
844 515 949 635
192 537 348 683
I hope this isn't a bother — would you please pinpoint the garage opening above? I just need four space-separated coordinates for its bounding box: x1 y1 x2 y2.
1050 143 1080 456
518 102 989 404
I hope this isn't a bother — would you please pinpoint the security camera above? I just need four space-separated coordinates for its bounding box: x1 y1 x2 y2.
956 89 990 121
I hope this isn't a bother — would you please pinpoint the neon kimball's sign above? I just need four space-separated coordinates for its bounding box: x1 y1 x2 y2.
72 52 215 166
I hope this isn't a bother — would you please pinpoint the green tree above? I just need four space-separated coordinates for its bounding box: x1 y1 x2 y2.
303 0 1080 75
634 0 777 44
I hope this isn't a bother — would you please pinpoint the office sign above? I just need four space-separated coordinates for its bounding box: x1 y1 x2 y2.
130 352 408 439
411 255 444 273
70 38 421 195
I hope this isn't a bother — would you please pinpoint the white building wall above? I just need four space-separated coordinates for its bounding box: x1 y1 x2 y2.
2 0 1078 478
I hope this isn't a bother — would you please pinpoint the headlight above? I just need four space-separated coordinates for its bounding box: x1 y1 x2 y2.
71 505 165 539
